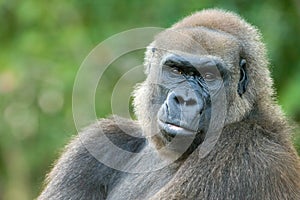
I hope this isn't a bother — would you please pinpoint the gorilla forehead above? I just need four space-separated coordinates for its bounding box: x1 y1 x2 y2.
153 27 241 65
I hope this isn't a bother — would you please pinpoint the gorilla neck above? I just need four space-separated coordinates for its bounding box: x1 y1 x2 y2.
243 100 289 136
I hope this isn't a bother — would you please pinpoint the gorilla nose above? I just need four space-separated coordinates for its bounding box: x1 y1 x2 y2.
166 90 204 118
173 95 197 106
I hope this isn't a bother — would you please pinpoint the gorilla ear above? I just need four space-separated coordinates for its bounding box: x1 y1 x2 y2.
237 59 248 97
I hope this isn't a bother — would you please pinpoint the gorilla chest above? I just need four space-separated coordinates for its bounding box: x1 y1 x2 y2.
107 167 176 200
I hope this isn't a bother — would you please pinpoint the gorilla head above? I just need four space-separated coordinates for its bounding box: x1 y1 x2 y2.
134 9 272 158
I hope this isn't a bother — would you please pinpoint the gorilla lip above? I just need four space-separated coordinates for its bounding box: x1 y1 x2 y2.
158 120 197 137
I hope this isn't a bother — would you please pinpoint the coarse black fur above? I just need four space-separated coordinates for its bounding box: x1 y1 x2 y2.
38 9 300 200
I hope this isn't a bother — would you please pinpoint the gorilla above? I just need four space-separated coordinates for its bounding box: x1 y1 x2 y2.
38 9 300 200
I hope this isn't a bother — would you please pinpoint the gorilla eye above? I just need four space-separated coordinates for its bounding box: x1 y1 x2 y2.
172 67 183 75
187 71 195 76
200 67 219 81
204 72 216 81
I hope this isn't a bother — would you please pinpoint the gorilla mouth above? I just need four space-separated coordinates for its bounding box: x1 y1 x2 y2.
158 120 206 156
158 120 197 138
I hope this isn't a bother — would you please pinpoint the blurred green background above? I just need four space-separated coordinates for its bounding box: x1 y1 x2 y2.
0 0 300 199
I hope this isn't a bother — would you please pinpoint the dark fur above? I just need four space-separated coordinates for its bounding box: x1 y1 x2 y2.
38 9 300 200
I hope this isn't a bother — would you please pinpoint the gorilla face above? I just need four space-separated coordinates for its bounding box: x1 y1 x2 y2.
155 53 225 155
134 28 249 157
158 55 212 136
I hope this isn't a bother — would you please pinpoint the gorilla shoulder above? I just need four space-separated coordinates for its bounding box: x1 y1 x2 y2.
81 116 146 152
38 117 146 200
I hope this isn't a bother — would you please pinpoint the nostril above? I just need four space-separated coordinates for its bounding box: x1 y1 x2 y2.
174 96 184 104
199 109 203 115
174 96 197 106
186 99 197 106
173 96 179 104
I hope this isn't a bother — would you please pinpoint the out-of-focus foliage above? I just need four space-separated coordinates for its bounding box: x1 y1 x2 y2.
0 0 299 199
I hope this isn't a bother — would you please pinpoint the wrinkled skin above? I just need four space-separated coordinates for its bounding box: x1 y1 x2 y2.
152 52 247 156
